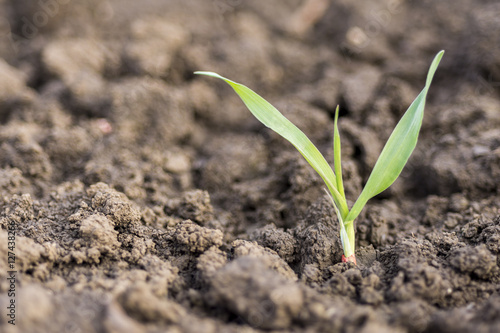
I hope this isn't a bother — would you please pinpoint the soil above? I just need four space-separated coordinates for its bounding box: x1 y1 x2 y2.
0 0 499 332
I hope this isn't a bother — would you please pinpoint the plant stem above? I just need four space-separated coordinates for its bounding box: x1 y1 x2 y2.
342 254 357 264
345 221 356 263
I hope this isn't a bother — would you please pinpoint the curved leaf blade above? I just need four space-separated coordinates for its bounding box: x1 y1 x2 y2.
194 71 349 217
346 50 444 223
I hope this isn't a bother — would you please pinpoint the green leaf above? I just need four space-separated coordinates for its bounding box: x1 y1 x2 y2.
345 50 444 223
333 105 345 200
194 71 349 217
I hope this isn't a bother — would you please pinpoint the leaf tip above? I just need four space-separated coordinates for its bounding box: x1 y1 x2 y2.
434 50 445 64
194 71 224 79
193 71 240 87
425 50 445 88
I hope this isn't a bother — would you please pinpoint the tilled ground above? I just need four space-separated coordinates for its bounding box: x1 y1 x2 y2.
0 1 499 332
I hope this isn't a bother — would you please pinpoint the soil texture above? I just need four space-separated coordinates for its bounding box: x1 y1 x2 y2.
0 0 499 332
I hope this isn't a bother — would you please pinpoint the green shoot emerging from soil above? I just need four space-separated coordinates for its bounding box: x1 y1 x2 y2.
195 50 444 264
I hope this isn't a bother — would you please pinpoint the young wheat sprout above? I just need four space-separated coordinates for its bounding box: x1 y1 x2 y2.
195 50 444 264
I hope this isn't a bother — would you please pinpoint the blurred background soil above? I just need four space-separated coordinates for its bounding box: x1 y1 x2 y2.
0 0 499 332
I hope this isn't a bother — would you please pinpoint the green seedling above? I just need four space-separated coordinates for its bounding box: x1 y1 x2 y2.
195 50 444 264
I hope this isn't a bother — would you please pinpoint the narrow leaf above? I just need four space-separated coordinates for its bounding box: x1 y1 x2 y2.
333 105 345 199
346 50 444 223
195 71 349 217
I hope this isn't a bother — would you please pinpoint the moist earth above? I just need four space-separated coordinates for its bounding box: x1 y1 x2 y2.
0 0 499 332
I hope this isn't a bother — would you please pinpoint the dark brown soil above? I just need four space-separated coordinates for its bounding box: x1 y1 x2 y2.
1 1 499 332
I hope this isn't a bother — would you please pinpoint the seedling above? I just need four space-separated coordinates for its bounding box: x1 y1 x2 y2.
195 51 444 264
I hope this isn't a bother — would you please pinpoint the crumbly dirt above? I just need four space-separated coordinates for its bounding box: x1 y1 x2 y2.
0 1 499 332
